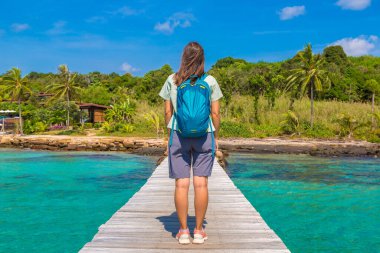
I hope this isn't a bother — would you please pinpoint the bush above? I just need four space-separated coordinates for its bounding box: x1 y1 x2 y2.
120 124 135 133
219 121 252 137
100 122 134 133
251 124 282 138
93 122 102 129
100 122 112 133
84 122 93 129
303 122 335 138
23 120 48 134
33 122 48 133
280 110 303 136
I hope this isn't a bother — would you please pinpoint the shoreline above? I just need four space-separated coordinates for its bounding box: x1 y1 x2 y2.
0 134 379 158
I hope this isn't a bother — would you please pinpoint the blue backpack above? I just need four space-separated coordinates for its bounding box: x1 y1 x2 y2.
169 73 215 157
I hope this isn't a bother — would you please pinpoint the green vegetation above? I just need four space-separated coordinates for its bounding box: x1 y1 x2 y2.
46 64 82 128
0 44 379 142
285 44 331 128
1 68 32 134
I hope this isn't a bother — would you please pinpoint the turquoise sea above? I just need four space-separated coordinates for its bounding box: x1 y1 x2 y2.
0 149 156 253
1 149 379 252
227 153 380 253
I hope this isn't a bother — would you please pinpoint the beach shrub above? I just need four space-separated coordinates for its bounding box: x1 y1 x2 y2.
23 120 34 134
99 122 134 133
280 110 303 136
93 122 102 129
250 124 282 138
303 122 335 138
143 111 162 137
100 122 112 133
219 121 252 137
33 122 48 133
84 122 93 129
333 113 368 138
23 120 48 134
105 99 136 124
120 124 135 133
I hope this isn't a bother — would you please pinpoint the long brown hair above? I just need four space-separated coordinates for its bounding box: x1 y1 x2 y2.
174 42 205 86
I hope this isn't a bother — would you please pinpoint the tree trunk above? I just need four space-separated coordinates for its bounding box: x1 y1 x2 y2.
372 93 375 130
310 83 314 128
67 92 70 129
18 98 23 135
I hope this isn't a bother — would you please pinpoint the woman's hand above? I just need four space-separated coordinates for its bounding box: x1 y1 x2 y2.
164 134 170 156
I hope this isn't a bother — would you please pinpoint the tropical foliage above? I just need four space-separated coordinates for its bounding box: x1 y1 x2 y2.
1 68 32 134
285 44 331 128
0 44 379 142
46 64 82 128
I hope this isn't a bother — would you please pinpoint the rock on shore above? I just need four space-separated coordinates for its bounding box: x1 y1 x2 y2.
0 135 379 157
0 135 165 155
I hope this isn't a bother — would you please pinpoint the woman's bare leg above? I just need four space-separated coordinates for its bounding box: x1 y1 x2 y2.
193 176 209 230
175 178 190 229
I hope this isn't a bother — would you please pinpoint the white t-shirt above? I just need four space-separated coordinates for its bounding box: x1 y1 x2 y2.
158 73 223 132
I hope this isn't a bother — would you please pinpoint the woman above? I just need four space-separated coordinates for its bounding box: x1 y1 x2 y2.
158 42 223 244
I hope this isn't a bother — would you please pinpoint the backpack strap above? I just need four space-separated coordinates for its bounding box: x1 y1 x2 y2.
200 73 215 158
209 117 215 159
168 111 176 147
200 73 208 81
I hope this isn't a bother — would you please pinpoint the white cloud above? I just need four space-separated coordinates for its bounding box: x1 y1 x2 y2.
154 12 195 34
369 35 378 42
111 6 142 16
11 23 30 32
279 6 305 20
121 62 139 73
330 35 378 56
46 21 68 35
336 0 371 10
86 16 107 24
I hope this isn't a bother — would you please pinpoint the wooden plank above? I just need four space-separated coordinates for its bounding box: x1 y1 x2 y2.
79 158 290 252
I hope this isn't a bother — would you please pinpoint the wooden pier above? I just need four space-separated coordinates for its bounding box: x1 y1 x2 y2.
80 157 290 253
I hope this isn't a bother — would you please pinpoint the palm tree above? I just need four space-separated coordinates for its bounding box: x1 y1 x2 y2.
47 65 81 129
1 68 32 135
285 44 331 128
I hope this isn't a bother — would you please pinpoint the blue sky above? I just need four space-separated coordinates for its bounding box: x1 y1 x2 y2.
0 0 379 76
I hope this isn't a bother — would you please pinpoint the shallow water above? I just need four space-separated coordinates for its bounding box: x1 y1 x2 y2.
0 149 156 253
227 153 380 253
2 149 379 252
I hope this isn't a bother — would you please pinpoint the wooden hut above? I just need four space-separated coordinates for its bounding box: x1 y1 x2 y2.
77 103 111 123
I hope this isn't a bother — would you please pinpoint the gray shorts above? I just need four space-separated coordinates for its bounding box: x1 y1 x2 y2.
168 130 215 179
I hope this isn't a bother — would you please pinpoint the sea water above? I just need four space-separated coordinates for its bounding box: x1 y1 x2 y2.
2 149 379 253
227 153 380 253
0 149 156 253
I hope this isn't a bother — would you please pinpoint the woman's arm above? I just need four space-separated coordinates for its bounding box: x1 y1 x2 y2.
211 100 220 150
164 100 173 136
